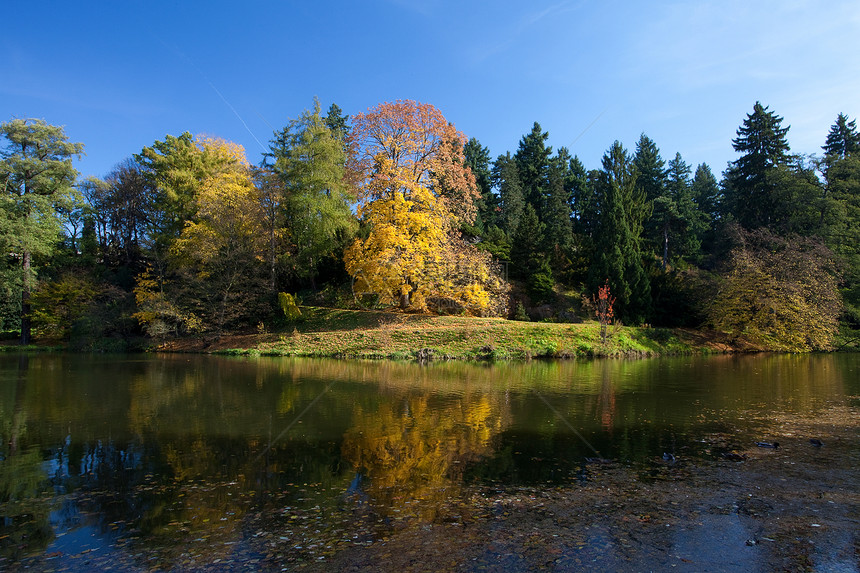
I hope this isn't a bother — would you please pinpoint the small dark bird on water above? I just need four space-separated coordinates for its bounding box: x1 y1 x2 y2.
662 452 676 462
755 441 780 449
809 438 824 447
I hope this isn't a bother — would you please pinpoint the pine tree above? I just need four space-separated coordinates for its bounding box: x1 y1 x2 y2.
1 119 84 343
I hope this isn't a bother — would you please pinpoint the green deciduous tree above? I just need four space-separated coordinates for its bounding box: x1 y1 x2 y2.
1 118 84 343
710 227 841 351
135 132 235 247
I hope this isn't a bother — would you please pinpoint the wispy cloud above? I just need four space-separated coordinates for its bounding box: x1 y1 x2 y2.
469 1 582 64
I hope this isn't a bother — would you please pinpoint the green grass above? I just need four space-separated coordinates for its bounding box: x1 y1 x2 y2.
213 306 702 360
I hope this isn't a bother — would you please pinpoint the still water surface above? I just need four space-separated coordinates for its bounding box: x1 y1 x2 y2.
0 352 857 569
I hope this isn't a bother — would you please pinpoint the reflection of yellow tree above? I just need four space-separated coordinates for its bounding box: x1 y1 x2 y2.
341 393 505 519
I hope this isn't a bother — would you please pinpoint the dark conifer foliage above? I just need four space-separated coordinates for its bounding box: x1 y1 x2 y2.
588 141 651 324
823 113 860 158
723 102 791 229
511 203 554 302
633 134 667 202
492 152 525 236
464 137 497 231
514 122 552 216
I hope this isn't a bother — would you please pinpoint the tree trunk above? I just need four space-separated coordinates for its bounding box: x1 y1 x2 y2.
20 250 31 345
662 224 669 271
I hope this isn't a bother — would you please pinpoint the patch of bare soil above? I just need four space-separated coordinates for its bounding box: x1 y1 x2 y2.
284 408 858 573
156 332 271 353
675 328 766 353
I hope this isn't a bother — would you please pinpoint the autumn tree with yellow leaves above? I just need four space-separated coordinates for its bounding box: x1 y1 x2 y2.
134 136 269 335
344 100 508 315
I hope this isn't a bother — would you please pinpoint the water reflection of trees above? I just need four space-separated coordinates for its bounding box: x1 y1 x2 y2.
341 392 508 520
0 353 854 568
0 356 54 562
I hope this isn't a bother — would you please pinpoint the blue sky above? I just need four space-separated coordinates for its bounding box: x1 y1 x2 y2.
3 1 858 181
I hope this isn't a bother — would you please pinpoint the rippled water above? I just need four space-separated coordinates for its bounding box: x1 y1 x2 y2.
0 352 857 569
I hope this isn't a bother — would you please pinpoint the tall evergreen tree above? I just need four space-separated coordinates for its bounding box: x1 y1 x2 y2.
464 137 497 230
634 134 668 261
511 203 554 302
691 163 721 227
323 103 350 146
633 134 667 202
567 155 589 223
492 152 525 236
691 163 721 257
514 122 552 215
543 148 574 276
821 116 860 318
657 153 705 267
588 141 651 324
823 113 860 158
723 102 791 229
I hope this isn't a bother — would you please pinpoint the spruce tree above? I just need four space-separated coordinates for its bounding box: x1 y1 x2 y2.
823 113 860 158
464 137 497 231
821 116 860 315
588 141 651 324
514 122 552 215
724 102 791 229
543 149 574 277
323 103 350 146
511 203 554 302
567 155 589 223
634 134 667 261
492 152 525 236
633 134 667 202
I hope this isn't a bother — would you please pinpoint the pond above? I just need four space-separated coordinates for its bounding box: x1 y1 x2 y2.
1 353 858 571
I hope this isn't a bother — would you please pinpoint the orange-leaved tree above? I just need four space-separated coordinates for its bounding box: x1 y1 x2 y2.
344 100 508 314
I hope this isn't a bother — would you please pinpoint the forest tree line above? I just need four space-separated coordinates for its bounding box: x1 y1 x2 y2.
1 100 858 351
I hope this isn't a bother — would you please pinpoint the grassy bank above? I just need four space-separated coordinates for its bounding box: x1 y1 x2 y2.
154 306 752 360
